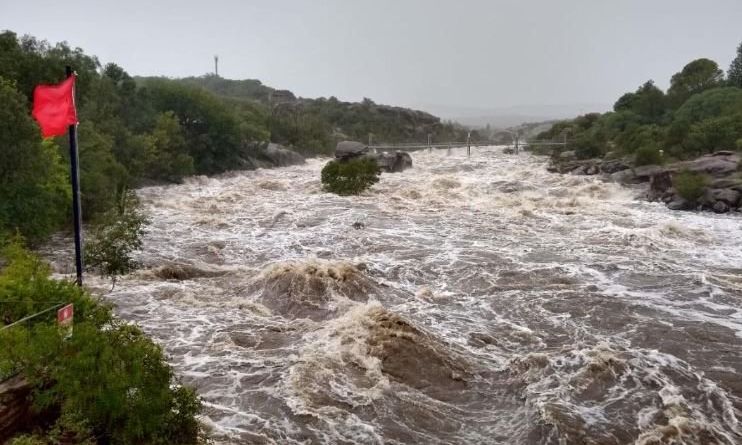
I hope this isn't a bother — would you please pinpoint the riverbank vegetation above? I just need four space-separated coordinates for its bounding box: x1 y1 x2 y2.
537 41 742 164
0 239 204 444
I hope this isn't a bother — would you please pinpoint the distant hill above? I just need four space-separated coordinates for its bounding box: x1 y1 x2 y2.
136 74 478 146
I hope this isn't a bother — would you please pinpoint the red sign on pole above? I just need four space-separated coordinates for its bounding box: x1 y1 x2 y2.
57 303 74 339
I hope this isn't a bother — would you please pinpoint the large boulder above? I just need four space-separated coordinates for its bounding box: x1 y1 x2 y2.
559 150 577 160
647 171 673 201
667 199 692 211
632 165 667 181
366 151 413 173
335 141 368 160
263 143 305 167
710 188 741 206
713 201 730 213
245 143 305 169
600 159 631 174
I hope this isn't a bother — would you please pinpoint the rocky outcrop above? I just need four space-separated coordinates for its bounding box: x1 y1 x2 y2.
333 141 413 173
335 141 369 160
0 375 32 442
547 152 628 176
246 143 305 169
548 151 742 213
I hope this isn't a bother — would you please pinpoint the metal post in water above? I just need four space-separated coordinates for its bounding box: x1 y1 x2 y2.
515 133 520 155
467 132 471 157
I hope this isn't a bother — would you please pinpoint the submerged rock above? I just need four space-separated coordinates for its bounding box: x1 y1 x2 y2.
713 201 730 213
263 143 305 167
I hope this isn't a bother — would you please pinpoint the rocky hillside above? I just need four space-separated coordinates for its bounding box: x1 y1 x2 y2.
139 75 478 148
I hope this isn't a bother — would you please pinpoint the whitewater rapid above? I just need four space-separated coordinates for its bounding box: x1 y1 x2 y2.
51 147 742 444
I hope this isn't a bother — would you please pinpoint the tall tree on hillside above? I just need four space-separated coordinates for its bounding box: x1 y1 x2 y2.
728 42 742 88
614 80 667 123
0 77 70 241
667 58 724 108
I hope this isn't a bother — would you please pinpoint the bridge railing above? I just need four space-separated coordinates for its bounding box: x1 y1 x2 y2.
368 141 492 152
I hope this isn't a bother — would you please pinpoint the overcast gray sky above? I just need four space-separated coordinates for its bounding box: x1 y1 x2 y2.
2 0 741 118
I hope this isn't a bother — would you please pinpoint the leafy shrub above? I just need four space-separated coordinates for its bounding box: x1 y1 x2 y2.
85 190 149 288
321 158 380 195
0 240 204 444
673 170 707 202
634 144 664 166
683 114 742 155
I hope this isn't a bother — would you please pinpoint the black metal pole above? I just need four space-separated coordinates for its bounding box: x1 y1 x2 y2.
66 66 84 286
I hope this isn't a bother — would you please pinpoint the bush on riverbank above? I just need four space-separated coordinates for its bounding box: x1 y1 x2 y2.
673 170 708 202
0 239 204 444
634 144 665 166
321 158 380 195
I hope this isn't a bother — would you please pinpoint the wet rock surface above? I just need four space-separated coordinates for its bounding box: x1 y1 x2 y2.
548 150 742 213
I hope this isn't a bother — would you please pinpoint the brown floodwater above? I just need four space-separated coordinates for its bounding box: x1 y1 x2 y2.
47 147 742 444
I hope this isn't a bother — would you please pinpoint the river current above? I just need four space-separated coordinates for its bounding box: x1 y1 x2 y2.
49 146 742 444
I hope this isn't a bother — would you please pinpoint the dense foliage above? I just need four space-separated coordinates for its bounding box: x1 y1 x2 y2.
321 158 381 195
0 240 203 444
537 41 742 163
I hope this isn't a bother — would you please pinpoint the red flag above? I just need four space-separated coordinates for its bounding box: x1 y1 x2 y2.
32 75 78 138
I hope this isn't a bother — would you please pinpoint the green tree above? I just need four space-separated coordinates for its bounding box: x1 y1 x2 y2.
85 191 149 289
667 58 724 108
0 77 70 242
321 158 381 195
728 41 742 88
634 143 664 166
77 122 129 218
141 112 195 182
665 87 742 153
144 79 247 174
614 80 667 124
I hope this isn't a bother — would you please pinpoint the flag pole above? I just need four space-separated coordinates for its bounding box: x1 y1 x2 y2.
65 66 84 286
